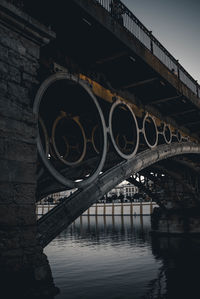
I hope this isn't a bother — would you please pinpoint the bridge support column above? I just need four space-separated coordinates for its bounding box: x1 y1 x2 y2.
0 1 57 297
151 205 200 234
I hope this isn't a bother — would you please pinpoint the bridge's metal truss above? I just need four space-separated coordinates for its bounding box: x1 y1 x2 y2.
34 72 197 194
33 71 200 246
37 141 200 247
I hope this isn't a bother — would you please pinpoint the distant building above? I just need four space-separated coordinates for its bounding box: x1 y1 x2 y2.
42 182 141 204
107 182 138 199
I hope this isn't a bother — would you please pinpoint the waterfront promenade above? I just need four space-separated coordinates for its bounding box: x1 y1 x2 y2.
37 202 158 219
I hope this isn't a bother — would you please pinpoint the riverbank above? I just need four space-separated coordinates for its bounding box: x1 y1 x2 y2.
37 202 158 218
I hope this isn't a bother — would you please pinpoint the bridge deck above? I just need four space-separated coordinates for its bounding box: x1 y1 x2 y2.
24 0 200 139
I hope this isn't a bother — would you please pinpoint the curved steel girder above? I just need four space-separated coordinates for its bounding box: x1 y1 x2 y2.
34 72 108 189
37 152 121 200
37 142 200 247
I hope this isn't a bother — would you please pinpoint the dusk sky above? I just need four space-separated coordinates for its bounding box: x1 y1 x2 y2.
122 0 200 83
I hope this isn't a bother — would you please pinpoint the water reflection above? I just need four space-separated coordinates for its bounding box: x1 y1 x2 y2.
45 216 200 299
150 235 200 299
54 215 150 248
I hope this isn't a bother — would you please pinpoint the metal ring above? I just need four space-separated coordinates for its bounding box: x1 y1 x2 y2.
52 114 87 166
163 123 172 144
116 134 127 151
143 114 158 149
176 130 182 142
33 72 107 189
91 125 100 154
109 100 139 159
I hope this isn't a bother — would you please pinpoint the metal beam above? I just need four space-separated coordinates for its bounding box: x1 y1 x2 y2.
167 108 196 117
186 120 200 127
150 95 182 105
95 51 128 64
122 77 158 89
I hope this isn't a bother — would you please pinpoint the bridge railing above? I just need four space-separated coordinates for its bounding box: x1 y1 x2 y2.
95 0 199 98
36 201 158 219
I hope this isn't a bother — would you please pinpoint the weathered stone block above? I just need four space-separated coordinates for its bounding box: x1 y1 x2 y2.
0 137 37 163
0 43 8 60
20 228 37 249
0 226 37 252
0 23 39 60
0 96 35 123
0 79 7 95
8 49 38 75
0 116 36 142
0 159 36 184
0 60 21 83
0 204 36 226
0 182 36 204
7 81 30 106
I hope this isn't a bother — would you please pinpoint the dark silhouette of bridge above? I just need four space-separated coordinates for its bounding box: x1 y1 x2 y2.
29 0 200 240
1 0 200 295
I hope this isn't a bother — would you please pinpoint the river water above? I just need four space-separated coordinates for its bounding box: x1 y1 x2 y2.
45 215 200 299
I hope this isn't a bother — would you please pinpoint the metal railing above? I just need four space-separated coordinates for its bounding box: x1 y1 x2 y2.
95 0 199 98
83 201 158 216
36 201 158 219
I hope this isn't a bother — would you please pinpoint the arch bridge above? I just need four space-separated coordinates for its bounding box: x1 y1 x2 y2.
24 0 200 245
35 71 200 247
1 0 200 292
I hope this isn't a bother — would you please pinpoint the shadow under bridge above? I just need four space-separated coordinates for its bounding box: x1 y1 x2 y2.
37 142 200 248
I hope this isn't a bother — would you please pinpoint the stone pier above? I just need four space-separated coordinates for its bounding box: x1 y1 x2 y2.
151 205 200 234
0 1 58 297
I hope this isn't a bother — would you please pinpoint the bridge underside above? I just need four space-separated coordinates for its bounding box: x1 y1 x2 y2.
1 1 200 295
37 142 200 248
24 0 200 141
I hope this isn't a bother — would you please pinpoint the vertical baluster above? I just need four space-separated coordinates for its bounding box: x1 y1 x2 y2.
103 202 106 215
95 202 98 215
112 201 115 216
130 202 133 215
121 201 124 215
140 201 143 215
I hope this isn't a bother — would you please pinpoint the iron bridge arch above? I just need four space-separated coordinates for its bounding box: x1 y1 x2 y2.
37 142 200 248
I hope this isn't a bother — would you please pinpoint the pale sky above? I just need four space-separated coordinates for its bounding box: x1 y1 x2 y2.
122 0 200 83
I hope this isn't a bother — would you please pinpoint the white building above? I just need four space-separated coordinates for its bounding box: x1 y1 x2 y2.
42 180 141 204
107 182 138 199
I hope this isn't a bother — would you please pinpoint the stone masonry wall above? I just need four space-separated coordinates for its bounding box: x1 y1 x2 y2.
0 0 57 296
0 15 38 271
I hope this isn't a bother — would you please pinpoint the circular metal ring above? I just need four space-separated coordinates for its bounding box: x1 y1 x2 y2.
52 114 87 166
91 125 100 154
109 100 139 159
163 123 172 144
116 134 127 151
143 114 158 149
176 130 182 142
33 72 107 189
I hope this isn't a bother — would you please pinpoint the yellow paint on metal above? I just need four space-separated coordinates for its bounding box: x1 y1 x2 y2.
79 73 194 141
